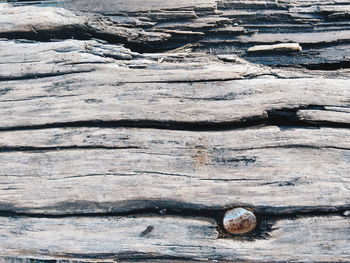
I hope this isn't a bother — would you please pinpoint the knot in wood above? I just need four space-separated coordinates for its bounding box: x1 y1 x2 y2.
223 208 257 235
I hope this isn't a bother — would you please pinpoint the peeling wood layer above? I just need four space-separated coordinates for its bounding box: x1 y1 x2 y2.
1 0 350 67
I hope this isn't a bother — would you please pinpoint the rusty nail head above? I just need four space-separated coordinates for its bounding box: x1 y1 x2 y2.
223 207 257 235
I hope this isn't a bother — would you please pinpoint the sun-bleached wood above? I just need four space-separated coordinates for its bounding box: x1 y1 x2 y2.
0 39 349 129
2 0 350 66
0 0 349 262
0 126 349 214
0 215 348 262
0 3 86 34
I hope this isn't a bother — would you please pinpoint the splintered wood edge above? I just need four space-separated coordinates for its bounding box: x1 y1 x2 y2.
247 43 302 53
1 0 350 68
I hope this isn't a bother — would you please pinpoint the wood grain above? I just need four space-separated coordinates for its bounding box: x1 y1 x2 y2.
59 0 218 12
0 215 348 262
0 126 349 214
0 39 349 129
0 0 349 262
2 0 350 66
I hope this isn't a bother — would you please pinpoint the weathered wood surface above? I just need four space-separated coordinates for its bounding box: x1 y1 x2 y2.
0 39 349 128
2 0 350 67
0 0 349 262
0 215 349 262
0 126 349 215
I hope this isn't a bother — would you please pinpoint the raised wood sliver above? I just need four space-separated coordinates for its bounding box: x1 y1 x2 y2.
0 0 349 262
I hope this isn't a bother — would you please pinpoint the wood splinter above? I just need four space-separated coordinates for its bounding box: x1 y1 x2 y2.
247 43 302 53
223 208 257 235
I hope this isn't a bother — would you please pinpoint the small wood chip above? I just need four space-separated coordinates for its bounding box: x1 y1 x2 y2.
247 43 302 53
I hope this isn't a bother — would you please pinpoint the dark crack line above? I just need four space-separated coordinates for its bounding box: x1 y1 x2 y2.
0 145 140 153
0 198 348 243
0 70 94 82
0 107 349 133
0 202 348 244
0 118 267 132
0 199 350 219
0 204 347 220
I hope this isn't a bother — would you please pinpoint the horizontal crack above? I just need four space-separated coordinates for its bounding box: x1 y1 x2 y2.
0 202 348 242
0 106 349 133
302 61 350 70
0 118 267 132
0 145 140 153
0 180 348 243
0 69 94 82
0 199 348 219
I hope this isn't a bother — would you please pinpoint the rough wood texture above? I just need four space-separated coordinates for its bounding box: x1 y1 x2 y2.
0 126 349 214
0 39 349 128
0 215 348 262
0 0 349 262
2 0 350 67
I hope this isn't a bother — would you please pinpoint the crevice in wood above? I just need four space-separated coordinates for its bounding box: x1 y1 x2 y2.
0 105 348 132
266 107 350 128
2 0 350 68
0 69 95 81
0 202 347 243
0 200 347 219
53 254 191 262
0 119 265 132
0 30 92 44
0 1 349 262
0 69 251 83
0 144 348 153
302 60 350 70
0 146 140 153
0 31 162 55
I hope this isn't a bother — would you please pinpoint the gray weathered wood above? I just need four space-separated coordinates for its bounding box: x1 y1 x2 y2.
2 0 350 66
0 39 349 129
0 0 349 262
0 215 348 262
0 126 349 214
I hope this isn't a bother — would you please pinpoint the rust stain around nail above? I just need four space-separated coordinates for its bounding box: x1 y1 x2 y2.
223 208 257 235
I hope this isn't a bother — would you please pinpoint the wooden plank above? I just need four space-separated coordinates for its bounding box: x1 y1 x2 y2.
2 126 349 149
0 39 349 128
0 126 349 214
0 72 349 127
0 215 348 262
